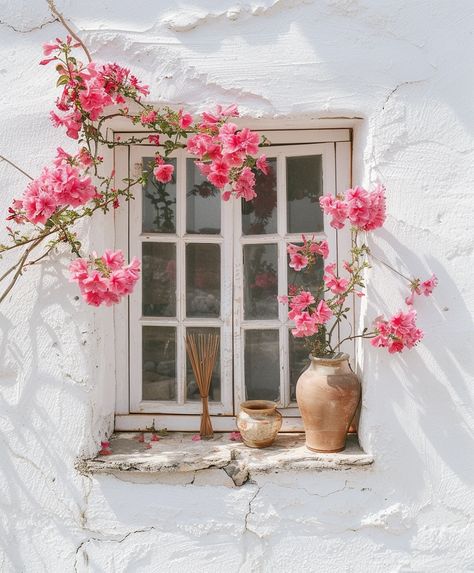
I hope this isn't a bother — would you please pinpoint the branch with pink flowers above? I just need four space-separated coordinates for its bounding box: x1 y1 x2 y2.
0 26 269 306
283 186 438 355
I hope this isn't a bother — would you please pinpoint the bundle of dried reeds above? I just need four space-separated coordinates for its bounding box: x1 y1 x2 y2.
185 333 220 438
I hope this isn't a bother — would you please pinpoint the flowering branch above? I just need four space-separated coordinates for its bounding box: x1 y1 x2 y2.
1 25 269 307
282 185 438 355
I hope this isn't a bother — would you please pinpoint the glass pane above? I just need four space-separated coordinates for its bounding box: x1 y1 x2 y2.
243 244 278 320
242 158 277 235
287 155 323 233
287 247 324 293
289 331 309 402
185 327 221 402
186 244 220 318
142 157 177 233
245 330 280 401
142 242 176 317
142 326 176 401
186 159 220 234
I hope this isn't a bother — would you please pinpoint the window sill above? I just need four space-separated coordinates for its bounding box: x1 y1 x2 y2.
79 433 373 487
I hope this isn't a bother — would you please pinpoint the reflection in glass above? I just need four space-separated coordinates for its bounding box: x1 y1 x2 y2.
245 330 280 401
242 158 277 235
186 244 220 318
186 159 220 234
243 244 278 320
186 327 221 402
289 331 309 402
287 155 323 233
142 243 176 317
142 326 176 401
142 157 177 233
287 247 324 293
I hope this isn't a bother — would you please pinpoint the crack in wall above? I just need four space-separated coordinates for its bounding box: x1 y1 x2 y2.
0 17 58 33
74 527 157 572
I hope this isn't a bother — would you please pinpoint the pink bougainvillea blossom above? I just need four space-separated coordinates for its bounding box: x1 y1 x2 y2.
319 184 386 231
229 431 242 442
405 274 438 305
289 252 309 271
370 309 423 353
153 162 175 184
70 251 140 306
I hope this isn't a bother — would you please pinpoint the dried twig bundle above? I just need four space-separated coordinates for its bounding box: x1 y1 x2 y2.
185 333 220 438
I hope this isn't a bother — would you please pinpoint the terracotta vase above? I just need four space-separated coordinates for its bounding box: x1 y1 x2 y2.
237 400 282 448
296 354 361 453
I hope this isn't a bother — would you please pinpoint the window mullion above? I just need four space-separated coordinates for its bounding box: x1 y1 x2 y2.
177 151 186 406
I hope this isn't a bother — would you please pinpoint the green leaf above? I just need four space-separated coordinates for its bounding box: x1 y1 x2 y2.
56 75 69 87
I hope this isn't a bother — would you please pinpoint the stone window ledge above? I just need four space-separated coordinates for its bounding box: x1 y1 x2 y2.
79 433 373 487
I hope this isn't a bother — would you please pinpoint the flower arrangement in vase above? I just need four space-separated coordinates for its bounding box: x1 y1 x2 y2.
281 185 437 452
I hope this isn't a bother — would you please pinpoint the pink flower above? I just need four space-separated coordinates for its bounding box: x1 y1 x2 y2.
292 311 319 337
256 155 269 175
70 252 140 307
141 110 157 124
148 135 160 145
289 253 309 271
43 41 61 56
290 291 315 311
371 310 424 353
178 111 193 129
234 167 256 201
313 300 333 324
229 431 242 442
153 163 174 183
345 186 371 228
319 195 348 229
79 79 113 121
102 249 125 271
362 184 386 231
192 434 201 441
420 274 438 296
310 240 329 259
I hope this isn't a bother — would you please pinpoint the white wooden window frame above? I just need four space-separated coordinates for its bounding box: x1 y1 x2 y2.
113 128 353 432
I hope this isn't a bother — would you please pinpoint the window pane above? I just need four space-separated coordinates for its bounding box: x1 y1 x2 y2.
142 157 177 233
186 327 221 402
186 159 220 234
243 244 278 320
287 247 324 293
142 243 176 317
245 330 280 401
142 326 176 401
289 331 309 402
287 155 323 233
186 244 220 318
242 158 277 235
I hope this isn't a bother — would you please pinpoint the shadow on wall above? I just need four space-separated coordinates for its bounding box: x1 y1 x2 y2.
361 226 474 497
0 256 102 569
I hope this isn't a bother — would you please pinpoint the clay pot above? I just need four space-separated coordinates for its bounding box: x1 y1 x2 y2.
237 400 282 448
296 354 361 453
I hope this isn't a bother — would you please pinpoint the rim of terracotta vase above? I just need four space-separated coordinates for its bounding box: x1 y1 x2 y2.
309 353 350 366
240 400 277 414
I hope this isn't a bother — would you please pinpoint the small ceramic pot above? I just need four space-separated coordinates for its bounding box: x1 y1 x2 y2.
296 354 361 453
236 400 282 448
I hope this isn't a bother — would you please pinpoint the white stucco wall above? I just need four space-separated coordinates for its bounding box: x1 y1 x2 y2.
0 0 473 571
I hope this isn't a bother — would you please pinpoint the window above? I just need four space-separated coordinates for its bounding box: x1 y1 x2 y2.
114 128 353 431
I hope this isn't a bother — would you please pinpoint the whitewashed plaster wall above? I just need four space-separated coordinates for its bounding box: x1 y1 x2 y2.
0 0 473 571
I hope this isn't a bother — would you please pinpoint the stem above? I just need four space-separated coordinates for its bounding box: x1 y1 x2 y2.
47 0 92 63
0 237 45 304
333 332 377 352
369 251 412 283
0 155 33 180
